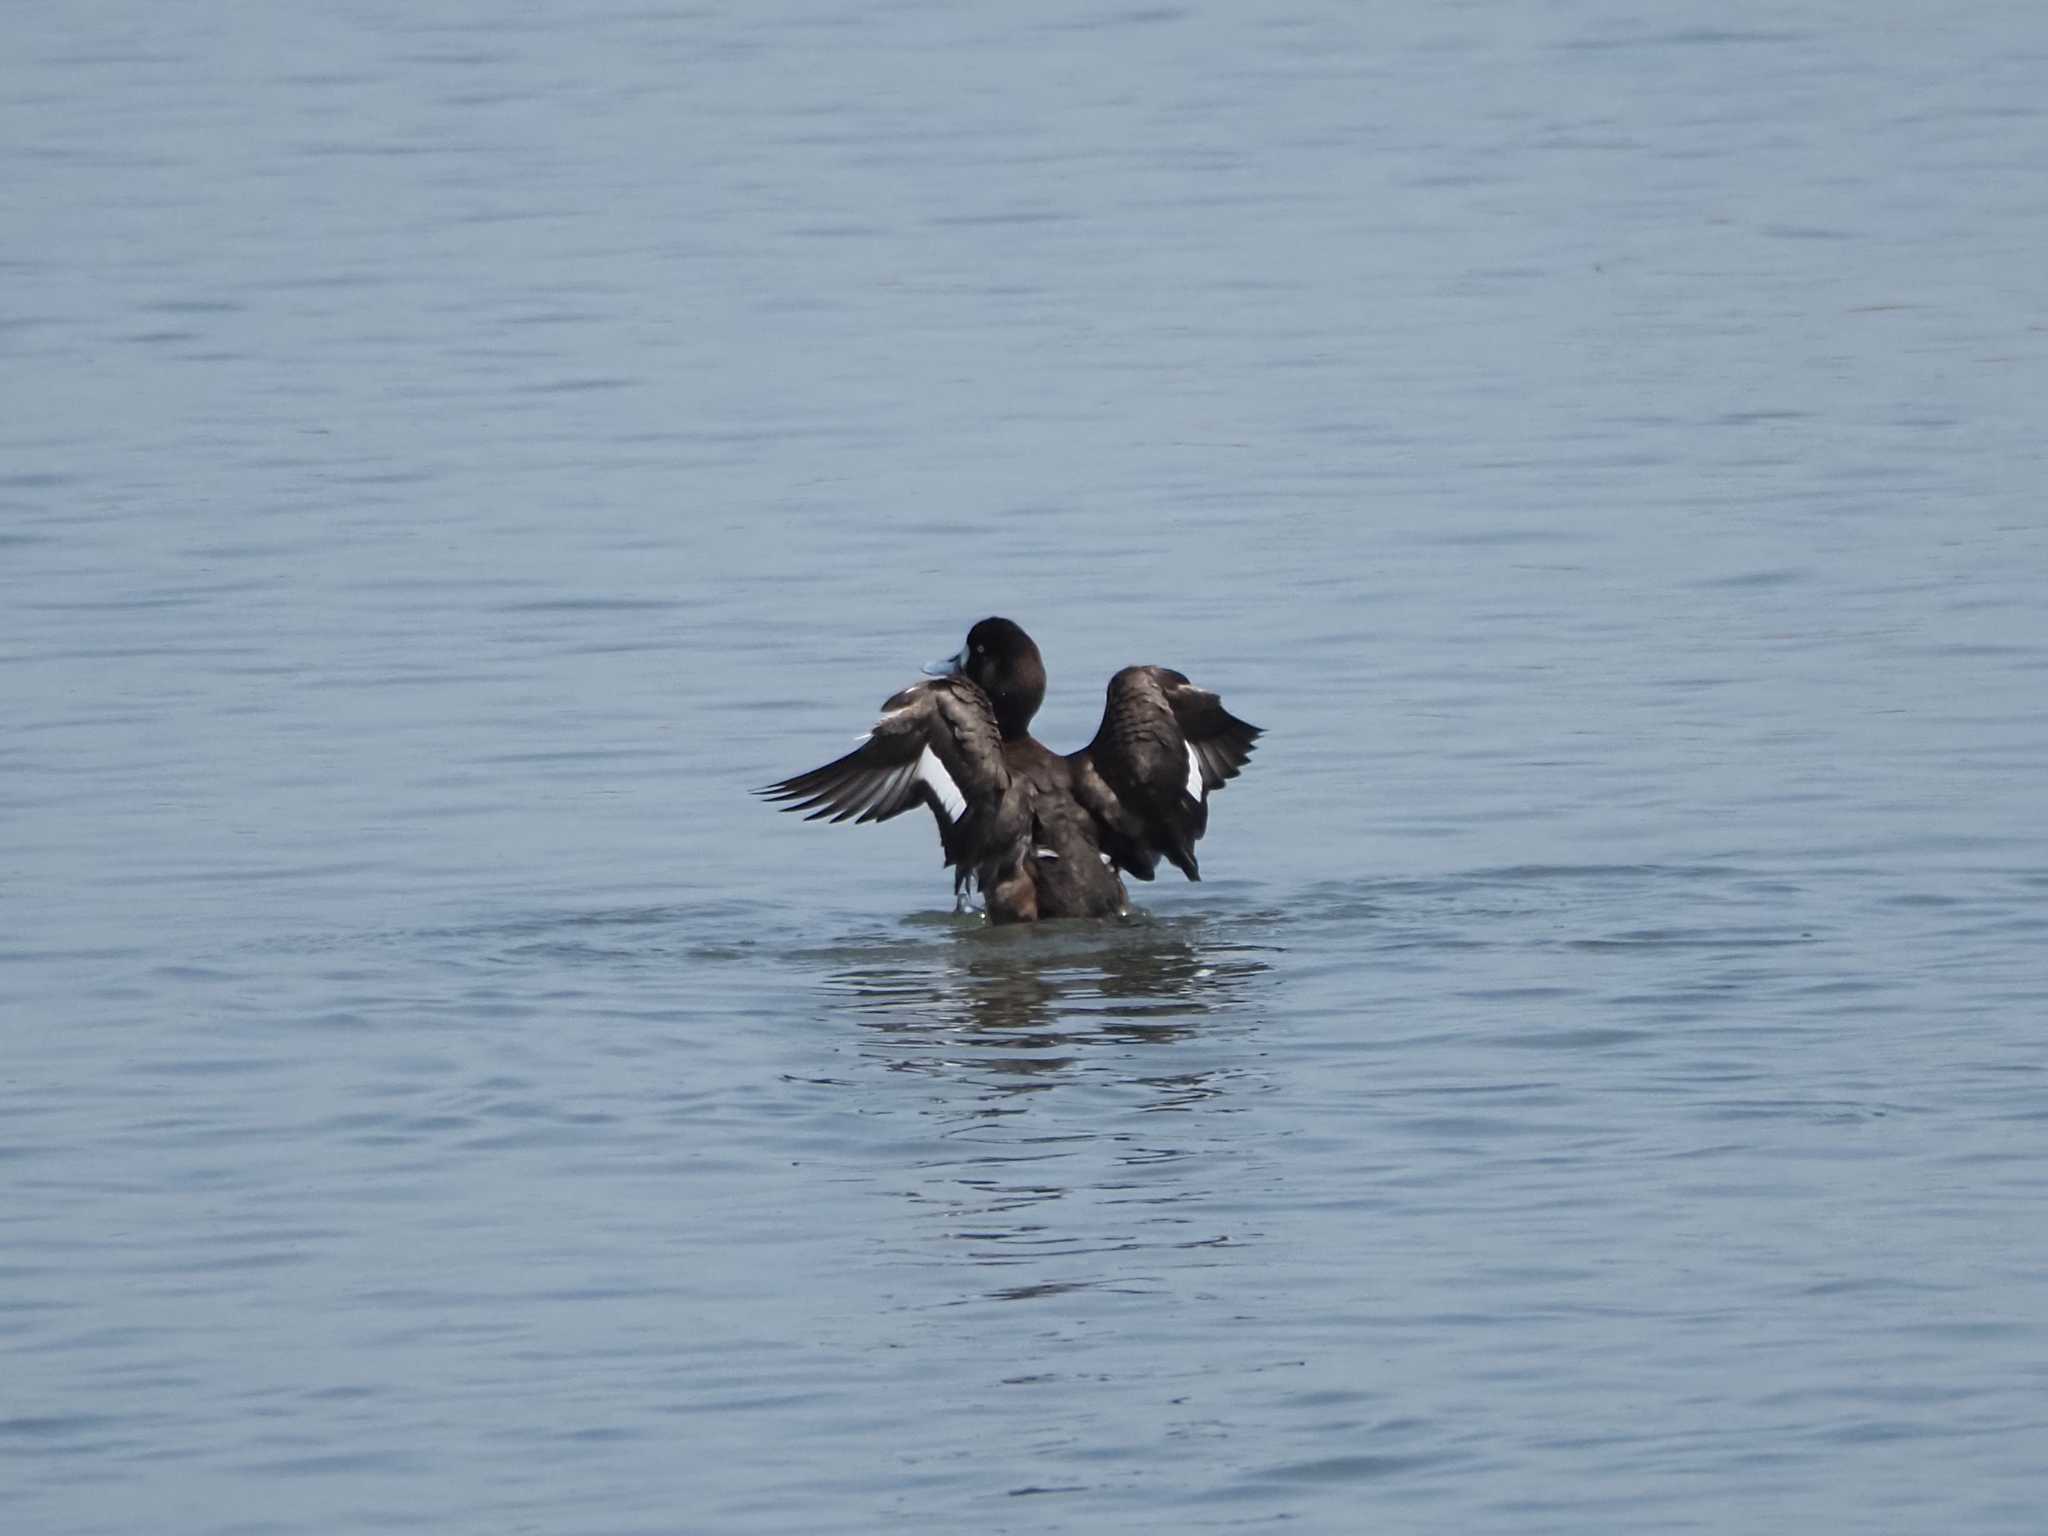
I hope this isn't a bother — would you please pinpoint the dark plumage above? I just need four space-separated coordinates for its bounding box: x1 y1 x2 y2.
756 675 1032 905
1078 665 1260 881
759 618 1261 923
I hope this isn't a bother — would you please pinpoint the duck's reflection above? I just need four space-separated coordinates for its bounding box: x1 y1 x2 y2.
823 914 1270 1085
811 913 1278 1300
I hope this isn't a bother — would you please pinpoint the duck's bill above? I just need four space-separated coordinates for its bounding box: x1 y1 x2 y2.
922 648 967 678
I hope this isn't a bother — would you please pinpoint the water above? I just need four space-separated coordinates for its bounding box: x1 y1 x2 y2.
5 3 2047 1531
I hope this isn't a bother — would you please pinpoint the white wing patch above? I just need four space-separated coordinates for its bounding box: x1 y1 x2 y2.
915 743 967 823
1185 739 1205 801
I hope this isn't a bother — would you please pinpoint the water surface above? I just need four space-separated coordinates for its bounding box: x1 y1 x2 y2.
5 3 2047 1532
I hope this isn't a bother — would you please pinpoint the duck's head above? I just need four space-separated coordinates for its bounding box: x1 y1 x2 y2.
926 617 1045 740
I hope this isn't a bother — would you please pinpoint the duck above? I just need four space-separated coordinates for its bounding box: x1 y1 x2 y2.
758 618 1260 923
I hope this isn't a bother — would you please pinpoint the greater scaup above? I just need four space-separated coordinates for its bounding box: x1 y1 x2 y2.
759 618 1260 923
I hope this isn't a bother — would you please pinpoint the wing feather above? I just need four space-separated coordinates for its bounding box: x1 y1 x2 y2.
1070 664 1261 882
758 676 1023 884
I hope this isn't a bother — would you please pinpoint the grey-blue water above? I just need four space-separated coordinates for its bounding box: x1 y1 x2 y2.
6 4 2047 1531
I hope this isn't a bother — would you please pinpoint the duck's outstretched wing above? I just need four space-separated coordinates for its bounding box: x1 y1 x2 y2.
757 676 1017 877
1069 665 1260 882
